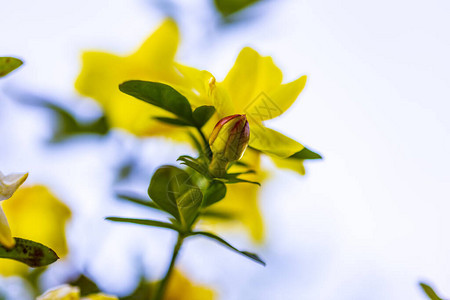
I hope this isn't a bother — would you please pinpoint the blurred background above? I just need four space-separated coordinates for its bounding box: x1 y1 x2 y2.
1 0 450 299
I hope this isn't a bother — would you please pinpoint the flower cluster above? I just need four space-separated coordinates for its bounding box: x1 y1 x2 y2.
76 19 320 242
74 19 320 300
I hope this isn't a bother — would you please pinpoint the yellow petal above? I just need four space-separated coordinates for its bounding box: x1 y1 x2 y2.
75 19 185 138
131 18 179 77
211 84 236 117
270 156 306 175
245 75 307 122
249 125 304 158
201 149 266 242
37 285 80 300
0 206 14 248
221 47 283 113
175 63 215 107
164 270 216 300
0 171 28 201
0 185 71 276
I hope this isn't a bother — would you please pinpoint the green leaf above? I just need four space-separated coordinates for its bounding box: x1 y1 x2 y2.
47 103 109 141
189 231 265 266
7 93 110 141
177 156 210 178
202 181 226 207
222 172 260 186
106 217 180 231
148 166 203 226
201 209 236 220
0 57 23 77
116 192 161 210
69 274 101 297
214 0 261 17
289 147 322 160
0 238 59 267
420 283 442 300
193 105 216 127
153 117 192 127
119 81 194 123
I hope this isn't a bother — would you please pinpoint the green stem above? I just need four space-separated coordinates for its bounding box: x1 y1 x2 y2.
153 233 185 300
196 127 212 159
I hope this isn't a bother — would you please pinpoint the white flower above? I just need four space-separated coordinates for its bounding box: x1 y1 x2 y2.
0 171 28 248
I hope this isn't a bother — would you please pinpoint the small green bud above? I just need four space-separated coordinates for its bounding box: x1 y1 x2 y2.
208 114 250 177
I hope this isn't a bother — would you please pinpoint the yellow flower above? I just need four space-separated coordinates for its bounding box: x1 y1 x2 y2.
177 47 307 159
163 270 215 300
177 48 308 241
0 185 71 276
37 285 117 300
0 171 28 248
75 19 184 137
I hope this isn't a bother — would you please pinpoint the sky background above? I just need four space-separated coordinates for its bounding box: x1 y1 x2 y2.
1 0 450 299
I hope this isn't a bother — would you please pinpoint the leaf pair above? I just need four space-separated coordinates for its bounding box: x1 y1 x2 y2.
177 155 260 185
106 216 265 266
119 81 215 129
112 165 204 229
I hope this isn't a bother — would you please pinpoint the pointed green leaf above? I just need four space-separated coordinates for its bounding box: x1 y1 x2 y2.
201 209 236 220
221 172 261 186
214 0 261 17
420 283 442 300
148 166 203 226
202 181 226 207
189 231 265 266
289 147 322 160
119 81 194 122
106 217 179 231
116 192 161 210
0 57 23 77
193 105 215 127
0 238 59 267
177 156 210 178
46 103 109 141
153 117 192 126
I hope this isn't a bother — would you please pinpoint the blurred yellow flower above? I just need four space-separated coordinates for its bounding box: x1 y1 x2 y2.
37 285 117 300
0 171 28 248
0 185 71 276
163 270 215 300
75 19 184 137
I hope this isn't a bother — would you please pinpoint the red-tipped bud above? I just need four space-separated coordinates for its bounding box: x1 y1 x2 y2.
209 114 250 177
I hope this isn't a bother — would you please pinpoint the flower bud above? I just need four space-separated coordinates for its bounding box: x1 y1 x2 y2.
208 114 250 177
